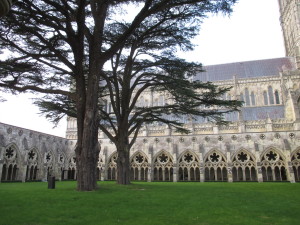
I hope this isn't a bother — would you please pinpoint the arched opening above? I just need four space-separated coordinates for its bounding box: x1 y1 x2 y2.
216 167 222 181
153 168 158 181
251 167 257 181
7 164 13 181
1 164 7 181
238 167 243 181
183 167 188 181
262 167 267 181
267 167 273 181
275 166 281 181
204 168 209 181
281 167 287 181
111 168 116 180
222 168 227 181
293 166 299 181
158 168 163 181
245 167 251 181
232 167 237 181
190 167 195 181
195 168 200 181
209 168 215 181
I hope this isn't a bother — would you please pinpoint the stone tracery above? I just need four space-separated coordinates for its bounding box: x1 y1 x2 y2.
204 150 227 181
232 150 257 181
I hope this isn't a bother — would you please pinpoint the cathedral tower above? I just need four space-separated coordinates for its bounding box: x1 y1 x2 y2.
278 0 300 68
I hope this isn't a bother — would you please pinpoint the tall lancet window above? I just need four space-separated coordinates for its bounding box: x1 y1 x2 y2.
240 93 244 105
268 86 274 104
250 92 256 106
263 91 268 105
275 90 280 104
245 88 250 106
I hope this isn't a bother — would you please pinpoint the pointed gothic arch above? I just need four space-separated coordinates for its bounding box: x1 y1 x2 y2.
178 150 200 181
204 149 227 182
1 143 21 182
130 151 149 181
153 150 173 181
291 148 300 182
231 149 257 182
25 148 41 181
66 154 77 180
106 152 117 180
260 147 287 182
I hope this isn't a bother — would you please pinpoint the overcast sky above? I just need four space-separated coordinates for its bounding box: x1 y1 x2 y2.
0 0 285 138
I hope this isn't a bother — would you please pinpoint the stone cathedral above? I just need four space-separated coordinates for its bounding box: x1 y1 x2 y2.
1 0 300 183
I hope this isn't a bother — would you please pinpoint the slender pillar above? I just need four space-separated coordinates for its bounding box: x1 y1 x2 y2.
147 167 152 182
200 166 205 182
173 167 177 182
0 161 3 183
287 162 296 183
20 164 27 182
257 163 263 182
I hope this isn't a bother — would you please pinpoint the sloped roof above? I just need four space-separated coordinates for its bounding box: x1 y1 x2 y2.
195 57 296 82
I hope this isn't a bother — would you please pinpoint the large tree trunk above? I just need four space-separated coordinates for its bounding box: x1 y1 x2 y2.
75 118 100 191
73 0 108 191
116 139 131 185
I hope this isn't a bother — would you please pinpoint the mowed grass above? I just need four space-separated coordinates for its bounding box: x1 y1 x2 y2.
0 181 299 225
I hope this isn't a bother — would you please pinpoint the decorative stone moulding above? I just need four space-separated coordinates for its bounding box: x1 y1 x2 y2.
260 134 266 140
289 133 295 139
6 127 12 134
18 130 23 136
231 135 237 141
274 133 281 139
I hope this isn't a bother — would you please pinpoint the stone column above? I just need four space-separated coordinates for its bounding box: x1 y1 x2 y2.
20 164 27 182
256 163 263 182
147 167 152 182
200 164 205 182
0 160 3 183
227 152 233 182
287 162 296 183
173 166 177 182
100 169 105 181
227 165 233 182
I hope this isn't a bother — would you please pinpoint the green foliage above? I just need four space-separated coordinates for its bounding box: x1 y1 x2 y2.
0 181 299 225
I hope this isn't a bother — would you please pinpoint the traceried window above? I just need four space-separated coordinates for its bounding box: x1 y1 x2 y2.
204 151 227 182
232 150 257 182
153 151 173 181
250 92 255 106
275 90 280 104
268 86 275 104
178 151 200 181
240 93 244 105
263 91 268 105
261 149 287 182
245 88 250 106
130 152 149 181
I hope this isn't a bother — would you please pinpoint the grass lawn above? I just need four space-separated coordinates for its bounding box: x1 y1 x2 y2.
0 181 299 225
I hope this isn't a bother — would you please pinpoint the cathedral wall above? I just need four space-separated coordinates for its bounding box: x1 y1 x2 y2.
0 122 72 182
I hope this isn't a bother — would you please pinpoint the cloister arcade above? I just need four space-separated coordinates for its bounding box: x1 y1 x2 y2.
0 141 298 183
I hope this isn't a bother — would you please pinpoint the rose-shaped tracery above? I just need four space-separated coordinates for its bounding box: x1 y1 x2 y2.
266 151 277 161
184 153 194 163
237 152 248 162
210 153 220 162
5 147 15 159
